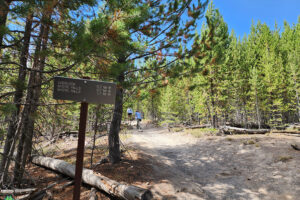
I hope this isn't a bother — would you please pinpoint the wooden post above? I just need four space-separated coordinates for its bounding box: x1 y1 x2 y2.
52 76 116 199
73 101 89 200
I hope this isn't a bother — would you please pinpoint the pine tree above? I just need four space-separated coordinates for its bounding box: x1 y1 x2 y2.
0 0 97 185
281 18 300 122
79 0 208 163
193 1 229 127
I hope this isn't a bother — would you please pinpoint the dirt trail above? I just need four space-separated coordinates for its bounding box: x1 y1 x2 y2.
125 126 300 200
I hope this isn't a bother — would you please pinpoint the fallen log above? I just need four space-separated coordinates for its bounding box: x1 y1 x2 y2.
220 126 270 134
272 130 300 135
185 124 211 129
0 188 37 195
58 131 78 138
32 156 152 200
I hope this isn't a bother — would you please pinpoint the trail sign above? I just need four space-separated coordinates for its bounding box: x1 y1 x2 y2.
53 76 116 200
53 76 116 104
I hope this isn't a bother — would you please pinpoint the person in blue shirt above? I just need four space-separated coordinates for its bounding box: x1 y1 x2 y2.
127 107 133 121
135 110 142 130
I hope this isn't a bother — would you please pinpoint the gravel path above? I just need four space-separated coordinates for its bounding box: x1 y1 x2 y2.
125 127 300 200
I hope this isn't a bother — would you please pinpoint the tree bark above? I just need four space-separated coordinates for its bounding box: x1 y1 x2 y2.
13 1 55 184
32 156 153 200
108 71 124 164
0 13 33 185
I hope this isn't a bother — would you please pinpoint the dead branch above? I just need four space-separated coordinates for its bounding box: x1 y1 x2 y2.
89 188 98 200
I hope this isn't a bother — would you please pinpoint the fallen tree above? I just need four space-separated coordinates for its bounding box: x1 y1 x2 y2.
32 156 152 200
272 130 300 135
219 126 270 135
0 188 37 195
185 124 211 129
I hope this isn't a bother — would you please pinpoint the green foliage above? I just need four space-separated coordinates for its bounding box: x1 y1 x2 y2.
139 3 300 128
0 104 17 116
191 1 230 126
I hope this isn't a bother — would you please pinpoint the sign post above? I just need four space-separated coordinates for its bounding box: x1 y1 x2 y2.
73 101 88 200
53 76 116 200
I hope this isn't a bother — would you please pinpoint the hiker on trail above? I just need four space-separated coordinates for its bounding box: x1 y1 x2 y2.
135 110 142 130
127 107 133 121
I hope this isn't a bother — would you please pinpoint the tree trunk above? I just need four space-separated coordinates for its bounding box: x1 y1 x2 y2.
209 77 217 128
255 89 261 129
108 71 124 164
151 95 155 120
32 156 153 200
205 99 211 125
91 105 100 167
0 13 33 185
13 2 55 184
243 102 248 128
0 0 11 51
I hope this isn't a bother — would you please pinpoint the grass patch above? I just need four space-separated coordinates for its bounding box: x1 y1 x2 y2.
265 132 272 136
170 127 184 132
243 140 256 145
185 128 218 138
278 156 293 162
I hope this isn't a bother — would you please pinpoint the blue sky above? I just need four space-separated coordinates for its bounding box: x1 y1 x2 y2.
203 0 300 37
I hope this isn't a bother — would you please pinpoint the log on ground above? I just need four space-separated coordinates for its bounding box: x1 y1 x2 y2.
185 124 211 129
220 126 270 134
32 156 152 200
272 130 300 135
0 188 37 195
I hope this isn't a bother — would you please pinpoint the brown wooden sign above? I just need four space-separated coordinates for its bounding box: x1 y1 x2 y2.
53 76 116 104
53 76 116 200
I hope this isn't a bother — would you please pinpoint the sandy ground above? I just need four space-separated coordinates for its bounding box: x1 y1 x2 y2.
125 126 300 200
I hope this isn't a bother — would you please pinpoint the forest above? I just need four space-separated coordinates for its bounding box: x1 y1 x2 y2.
141 10 300 130
0 0 300 199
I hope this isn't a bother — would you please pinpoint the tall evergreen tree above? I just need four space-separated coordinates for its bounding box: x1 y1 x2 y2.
79 0 208 163
193 1 229 127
